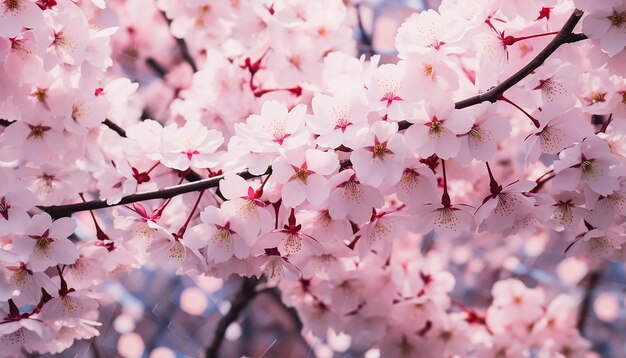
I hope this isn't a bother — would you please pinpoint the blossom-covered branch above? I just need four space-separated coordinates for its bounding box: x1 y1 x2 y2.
454 9 588 109
45 8 588 218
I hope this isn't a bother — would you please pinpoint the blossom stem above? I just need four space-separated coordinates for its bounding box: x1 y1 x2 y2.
441 159 451 207
79 193 109 241
498 95 541 128
485 162 501 195
503 31 559 46
598 113 614 134
146 162 160 175
175 189 205 238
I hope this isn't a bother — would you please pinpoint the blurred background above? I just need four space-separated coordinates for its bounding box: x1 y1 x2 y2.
38 0 626 357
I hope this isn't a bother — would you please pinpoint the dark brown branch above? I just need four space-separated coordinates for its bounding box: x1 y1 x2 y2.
577 270 602 336
102 119 127 137
453 10 586 110
0 119 15 127
42 9 588 218
42 167 270 219
205 277 260 358
101 119 203 182
355 4 375 57
146 57 167 78
160 11 198 73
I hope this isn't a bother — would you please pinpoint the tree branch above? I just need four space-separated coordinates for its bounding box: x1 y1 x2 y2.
453 10 586 110
42 167 270 219
577 270 602 336
40 9 588 218
102 119 127 137
205 277 260 358
160 11 198 73
356 4 376 57
0 119 15 127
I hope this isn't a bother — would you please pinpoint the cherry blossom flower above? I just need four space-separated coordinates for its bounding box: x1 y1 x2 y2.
0 262 55 306
234 101 310 175
395 9 465 58
487 278 545 329
411 201 474 238
0 117 67 165
257 210 323 257
0 305 48 354
365 62 416 120
147 226 207 275
0 170 36 235
526 60 577 107
552 135 623 196
309 89 369 149
11 213 79 272
475 179 537 232
0 0 44 38
349 121 406 187
42 9 90 70
524 105 591 163
271 148 338 208
581 4 626 57
404 92 473 159
395 158 438 206
453 103 511 163
190 206 255 263
327 170 385 223
566 226 626 259
160 120 224 171
219 173 274 235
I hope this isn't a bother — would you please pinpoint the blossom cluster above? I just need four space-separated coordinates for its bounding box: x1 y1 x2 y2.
0 0 624 355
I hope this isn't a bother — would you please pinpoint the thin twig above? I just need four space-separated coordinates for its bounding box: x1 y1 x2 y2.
0 119 15 127
41 9 588 218
146 57 168 78
160 11 198 72
577 270 602 336
205 277 260 358
102 119 127 137
453 10 586 109
355 4 375 57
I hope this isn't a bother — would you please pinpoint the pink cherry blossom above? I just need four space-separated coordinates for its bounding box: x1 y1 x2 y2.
271 148 339 208
395 9 465 58
552 135 623 196
581 4 626 57
0 0 44 38
11 213 79 272
525 105 591 163
349 121 406 187
160 120 224 171
327 169 384 223
475 179 537 232
404 92 473 159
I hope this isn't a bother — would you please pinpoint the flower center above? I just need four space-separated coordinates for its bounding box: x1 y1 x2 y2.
423 64 433 76
6 0 21 12
72 102 86 121
32 87 48 103
35 236 53 253
580 159 595 174
469 126 483 140
27 124 51 139
372 142 392 160
608 10 626 28
428 120 445 137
